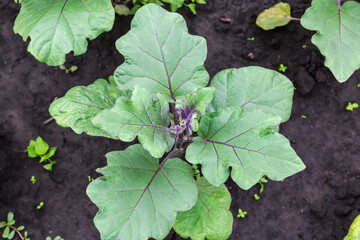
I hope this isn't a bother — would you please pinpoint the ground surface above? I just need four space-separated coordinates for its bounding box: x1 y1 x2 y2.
1 0 360 239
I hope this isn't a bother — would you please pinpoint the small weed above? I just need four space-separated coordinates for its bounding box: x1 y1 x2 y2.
26 137 58 171
346 102 359 111
254 194 260 200
247 37 255 41
59 65 78 74
46 236 64 240
0 212 30 240
30 176 36 184
301 115 306 119
36 202 44 210
192 164 201 179
302 45 306 48
279 64 287 72
88 176 94 182
357 83 360 88
237 209 247 218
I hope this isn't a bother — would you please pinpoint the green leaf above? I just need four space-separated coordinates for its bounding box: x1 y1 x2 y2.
2 226 9 238
43 161 57 171
17 226 24 231
301 0 360 82
87 144 198 240
114 4 131 16
176 87 215 116
7 213 13 223
14 0 115 66
42 147 57 162
174 177 233 240
256 2 292 30
114 4 209 100
7 220 15 226
35 137 49 156
186 108 305 189
344 215 360 239
0 222 5 228
8 230 15 239
27 140 37 158
50 79 130 138
92 86 175 158
209 67 294 122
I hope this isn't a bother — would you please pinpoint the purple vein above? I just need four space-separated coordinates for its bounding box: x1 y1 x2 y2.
199 196 214 216
232 147 246 172
208 117 232 140
337 0 343 59
144 107 154 125
116 122 167 130
149 14 175 100
225 125 260 144
241 85 280 108
139 47 163 63
212 142 220 175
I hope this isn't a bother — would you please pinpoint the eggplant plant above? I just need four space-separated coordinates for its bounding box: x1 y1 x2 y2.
13 0 205 66
49 4 305 239
256 0 360 83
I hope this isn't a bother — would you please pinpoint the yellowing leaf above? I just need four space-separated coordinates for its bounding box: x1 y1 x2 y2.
256 2 292 30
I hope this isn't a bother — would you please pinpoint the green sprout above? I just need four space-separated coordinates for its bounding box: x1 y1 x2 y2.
30 176 36 184
0 212 29 240
88 176 94 182
254 194 260 200
302 45 307 48
258 177 268 194
36 202 44 210
192 164 201 179
26 137 58 171
301 115 306 119
237 209 247 218
346 102 359 111
46 236 64 240
59 65 78 74
357 83 360 88
247 37 255 41
279 64 287 72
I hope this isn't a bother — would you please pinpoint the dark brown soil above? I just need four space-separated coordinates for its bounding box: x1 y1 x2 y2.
1 0 360 239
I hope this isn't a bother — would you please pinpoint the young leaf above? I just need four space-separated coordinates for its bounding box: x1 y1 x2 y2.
92 86 175 158
49 79 130 138
7 213 13 223
27 140 37 158
35 137 49 156
87 144 198 240
114 4 209 100
186 108 305 189
301 0 360 82
344 214 360 240
176 87 215 116
2 226 9 238
8 230 15 239
209 67 294 122
174 177 233 240
256 2 292 30
13 0 115 66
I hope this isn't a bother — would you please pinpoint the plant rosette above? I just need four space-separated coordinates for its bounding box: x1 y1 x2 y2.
49 4 305 240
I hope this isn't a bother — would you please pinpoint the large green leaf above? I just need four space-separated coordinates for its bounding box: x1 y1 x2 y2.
174 177 233 240
186 108 305 189
114 3 209 100
209 67 294 123
87 144 198 240
301 0 360 82
344 215 360 240
92 86 175 158
49 79 128 138
14 0 115 66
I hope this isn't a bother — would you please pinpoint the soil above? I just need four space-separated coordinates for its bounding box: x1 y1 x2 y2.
1 0 360 239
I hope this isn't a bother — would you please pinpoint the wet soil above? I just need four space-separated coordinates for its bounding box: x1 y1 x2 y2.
0 0 360 239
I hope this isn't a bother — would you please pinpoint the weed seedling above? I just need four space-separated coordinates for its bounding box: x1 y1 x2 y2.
192 164 201 179
301 115 306 119
0 212 29 240
279 64 287 72
26 137 58 171
30 176 36 184
36 202 44 210
302 45 307 48
88 176 94 182
254 194 260 200
247 37 255 41
46 236 64 240
357 83 360 88
237 209 247 219
346 102 359 112
59 65 78 74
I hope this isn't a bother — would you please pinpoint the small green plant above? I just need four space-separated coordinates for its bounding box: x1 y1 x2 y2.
301 115 307 119
344 214 360 239
346 102 359 111
254 194 260 200
36 202 44 210
279 64 287 72
26 137 57 171
46 236 64 240
0 212 29 240
357 83 360 88
247 37 255 41
49 4 305 240
237 209 247 219
59 65 78 74
88 176 94 182
302 45 307 48
30 176 36 184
